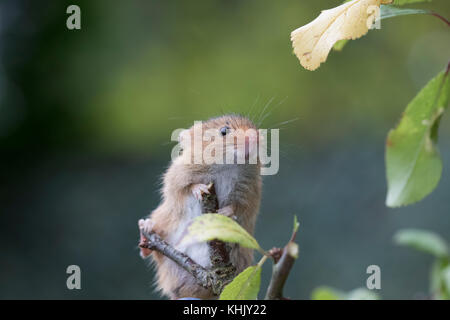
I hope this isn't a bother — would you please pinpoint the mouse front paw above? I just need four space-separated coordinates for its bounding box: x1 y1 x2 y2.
138 218 155 258
217 205 234 217
139 218 155 234
191 183 210 201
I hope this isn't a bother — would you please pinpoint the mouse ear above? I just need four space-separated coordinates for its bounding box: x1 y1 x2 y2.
178 129 189 143
171 128 189 147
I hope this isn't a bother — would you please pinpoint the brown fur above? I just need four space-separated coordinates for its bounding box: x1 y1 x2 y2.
142 114 262 299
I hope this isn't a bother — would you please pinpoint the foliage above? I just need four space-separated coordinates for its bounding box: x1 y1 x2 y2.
380 5 430 19
185 214 299 300
395 229 450 299
291 0 450 207
183 213 263 253
290 0 450 300
186 0 449 301
333 4 432 51
393 0 431 5
220 266 262 300
311 286 380 300
394 229 448 257
312 228 450 300
386 69 450 207
291 0 393 71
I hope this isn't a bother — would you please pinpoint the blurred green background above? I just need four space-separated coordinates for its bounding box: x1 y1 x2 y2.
1 0 449 299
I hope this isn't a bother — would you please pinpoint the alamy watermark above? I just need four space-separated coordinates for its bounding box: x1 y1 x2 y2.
368 5 381 30
66 5 81 30
366 265 381 290
66 265 81 290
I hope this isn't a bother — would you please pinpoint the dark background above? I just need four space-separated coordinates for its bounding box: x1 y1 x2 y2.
0 0 449 299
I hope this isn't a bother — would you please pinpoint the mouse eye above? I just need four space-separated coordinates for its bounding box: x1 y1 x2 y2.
220 126 230 136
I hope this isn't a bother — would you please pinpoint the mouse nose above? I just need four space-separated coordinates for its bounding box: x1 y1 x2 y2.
244 134 258 158
245 132 259 145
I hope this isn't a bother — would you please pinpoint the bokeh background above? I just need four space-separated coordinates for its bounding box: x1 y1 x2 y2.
1 0 449 299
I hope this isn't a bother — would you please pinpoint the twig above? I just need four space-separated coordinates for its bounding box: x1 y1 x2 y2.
139 182 235 296
139 230 215 290
429 12 450 27
202 183 235 274
264 228 299 300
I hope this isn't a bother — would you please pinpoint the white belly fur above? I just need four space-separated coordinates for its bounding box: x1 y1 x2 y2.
167 167 240 269
167 195 211 269
214 166 239 208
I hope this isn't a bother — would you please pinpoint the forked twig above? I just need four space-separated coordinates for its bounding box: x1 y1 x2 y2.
139 182 235 296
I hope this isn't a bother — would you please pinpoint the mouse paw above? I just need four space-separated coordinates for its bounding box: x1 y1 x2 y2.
191 183 210 201
138 218 154 258
217 205 234 217
139 218 155 234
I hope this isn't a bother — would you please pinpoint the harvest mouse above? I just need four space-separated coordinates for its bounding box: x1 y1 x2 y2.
138 114 262 299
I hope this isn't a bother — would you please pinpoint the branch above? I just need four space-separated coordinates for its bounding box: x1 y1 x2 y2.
264 229 299 300
139 230 215 290
139 182 235 296
202 183 235 272
429 12 450 27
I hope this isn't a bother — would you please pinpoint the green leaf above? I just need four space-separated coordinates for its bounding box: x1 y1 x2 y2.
430 259 450 299
311 286 342 300
442 266 450 298
220 266 261 300
333 39 349 51
293 215 300 235
430 260 443 296
392 0 432 5
311 287 380 300
386 68 450 207
394 229 449 258
347 288 381 300
183 214 262 252
380 5 430 20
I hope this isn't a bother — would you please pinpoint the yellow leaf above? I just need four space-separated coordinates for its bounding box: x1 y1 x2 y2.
181 214 263 252
291 0 393 71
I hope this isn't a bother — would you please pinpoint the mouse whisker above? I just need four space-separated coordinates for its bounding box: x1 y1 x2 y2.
247 94 261 123
256 96 275 126
267 117 299 130
258 97 289 127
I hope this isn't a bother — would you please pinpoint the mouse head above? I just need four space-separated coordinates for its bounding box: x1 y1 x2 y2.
178 114 262 165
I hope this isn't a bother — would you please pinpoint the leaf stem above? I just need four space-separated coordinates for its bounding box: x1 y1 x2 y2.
429 12 450 27
257 254 269 268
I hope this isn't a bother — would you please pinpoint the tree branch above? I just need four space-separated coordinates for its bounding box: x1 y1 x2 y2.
202 183 235 274
139 230 215 290
139 182 235 296
264 229 299 300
